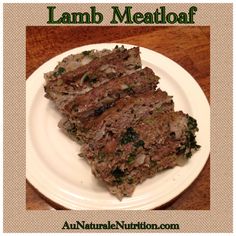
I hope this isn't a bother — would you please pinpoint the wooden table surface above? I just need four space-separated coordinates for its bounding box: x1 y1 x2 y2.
26 26 210 210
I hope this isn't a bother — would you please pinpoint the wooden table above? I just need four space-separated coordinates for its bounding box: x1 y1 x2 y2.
26 26 210 210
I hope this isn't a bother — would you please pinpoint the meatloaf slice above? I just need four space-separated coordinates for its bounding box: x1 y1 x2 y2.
44 46 141 111
58 89 174 144
63 67 159 119
44 48 114 82
81 111 200 199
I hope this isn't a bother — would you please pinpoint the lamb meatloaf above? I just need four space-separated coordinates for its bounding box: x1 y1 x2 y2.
43 45 200 200
59 89 174 144
81 112 200 199
63 67 159 120
44 46 141 112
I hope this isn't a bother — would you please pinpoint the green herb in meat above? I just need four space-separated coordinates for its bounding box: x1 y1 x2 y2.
113 177 123 184
134 140 145 148
120 127 139 145
82 50 92 56
112 168 125 184
53 67 65 77
187 115 199 131
127 152 136 164
176 116 201 158
112 167 125 178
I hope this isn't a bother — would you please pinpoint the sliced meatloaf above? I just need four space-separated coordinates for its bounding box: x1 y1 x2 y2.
58 89 174 144
63 67 159 119
81 111 200 199
44 48 113 82
43 45 201 201
44 46 141 111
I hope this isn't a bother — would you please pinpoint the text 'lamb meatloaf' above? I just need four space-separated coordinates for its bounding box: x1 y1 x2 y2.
43 45 200 200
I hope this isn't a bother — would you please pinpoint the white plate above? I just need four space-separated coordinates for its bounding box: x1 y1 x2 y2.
26 43 210 210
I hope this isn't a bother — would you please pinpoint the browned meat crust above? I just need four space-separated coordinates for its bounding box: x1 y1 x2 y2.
63 67 159 120
58 89 174 144
44 47 141 111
